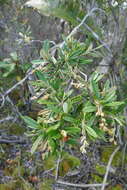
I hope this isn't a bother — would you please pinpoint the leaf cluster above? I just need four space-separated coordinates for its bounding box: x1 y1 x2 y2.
22 39 125 155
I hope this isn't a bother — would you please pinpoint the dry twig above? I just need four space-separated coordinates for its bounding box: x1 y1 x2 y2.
0 62 48 107
0 139 26 144
101 146 120 190
55 154 61 180
56 180 108 188
0 116 14 123
51 7 107 51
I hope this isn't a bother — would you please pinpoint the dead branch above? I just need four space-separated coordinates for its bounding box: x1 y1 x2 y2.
101 146 120 190
56 180 108 188
0 62 48 107
0 139 26 144
0 116 14 123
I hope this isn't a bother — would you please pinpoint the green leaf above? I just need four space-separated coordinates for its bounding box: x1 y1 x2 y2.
63 102 69 113
10 52 18 61
38 100 56 105
87 115 96 126
31 59 44 65
94 127 106 141
64 89 73 98
63 116 77 123
31 135 42 154
70 95 82 104
83 105 96 113
48 105 61 113
66 139 79 145
65 127 81 134
36 70 47 82
48 139 56 152
95 74 104 82
85 125 98 138
92 72 99 81
113 117 124 126
25 0 80 23
49 78 62 90
79 59 93 64
47 131 61 139
22 116 39 129
105 101 124 107
104 80 110 91
103 87 116 103
46 123 60 133
90 79 100 99
0 62 15 77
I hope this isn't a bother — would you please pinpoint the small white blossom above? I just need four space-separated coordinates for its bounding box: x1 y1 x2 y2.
80 135 89 154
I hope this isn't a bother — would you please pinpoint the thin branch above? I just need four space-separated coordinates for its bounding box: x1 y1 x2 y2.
43 167 55 175
122 142 127 168
56 180 108 188
0 139 26 144
82 22 112 54
3 69 34 98
23 39 56 46
0 62 48 106
55 142 64 180
0 116 14 124
31 89 48 101
51 7 106 51
6 96 21 117
0 92 5 108
55 153 61 180
101 146 120 190
64 8 104 42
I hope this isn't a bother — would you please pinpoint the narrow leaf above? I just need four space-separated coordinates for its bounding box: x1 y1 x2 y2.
63 116 77 123
90 79 100 99
65 127 81 134
36 70 47 82
31 135 42 154
105 101 124 107
83 105 96 113
85 125 98 138
47 123 60 133
63 102 69 113
22 116 38 129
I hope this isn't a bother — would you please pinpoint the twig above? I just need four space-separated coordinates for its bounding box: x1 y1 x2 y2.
51 7 106 51
56 180 108 188
0 139 26 144
122 142 127 169
6 96 21 117
78 70 88 81
101 146 120 190
3 69 34 98
82 22 112 54
31 89 48 101
0 92 5 108
55 142 64 180
0 116 14 123
0 72 31 108
0 62 48 106
55 153 61 180
62 8 105 47
43 167 55 175
23 39 56 46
